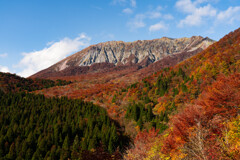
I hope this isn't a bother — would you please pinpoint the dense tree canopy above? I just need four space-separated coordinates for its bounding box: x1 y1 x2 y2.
0 91 126 159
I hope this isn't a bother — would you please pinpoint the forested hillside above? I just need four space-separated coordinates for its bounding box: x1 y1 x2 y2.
108 27 240 128
121 27 240 159
0 91 127 159
0 72 71 93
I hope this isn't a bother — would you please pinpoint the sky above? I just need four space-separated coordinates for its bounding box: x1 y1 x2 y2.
0 0 240 77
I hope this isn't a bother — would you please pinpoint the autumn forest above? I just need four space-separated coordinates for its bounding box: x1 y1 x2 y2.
0 27 240 160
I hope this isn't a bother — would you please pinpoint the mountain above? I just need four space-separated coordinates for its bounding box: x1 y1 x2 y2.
31 36 214 79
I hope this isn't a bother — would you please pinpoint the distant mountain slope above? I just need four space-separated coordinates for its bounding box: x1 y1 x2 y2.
0 72 71 93
31 36 214 79
32 46 206 103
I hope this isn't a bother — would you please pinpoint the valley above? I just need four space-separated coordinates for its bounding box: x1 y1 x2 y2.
0 28 240 159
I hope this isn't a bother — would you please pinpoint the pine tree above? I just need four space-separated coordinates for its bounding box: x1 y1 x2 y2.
61 135 70 159
147 105 153 121
6 142 16 160
108 138 114 153
62 135 69 151
88 137 96 150
25 148 33 160
72 135 79 151
81 138 88 150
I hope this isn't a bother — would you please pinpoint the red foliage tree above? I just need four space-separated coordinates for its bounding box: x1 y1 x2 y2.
162 73 240 159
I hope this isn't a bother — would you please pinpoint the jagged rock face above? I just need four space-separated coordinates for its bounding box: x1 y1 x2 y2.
56 36 213 71
31 36 214 78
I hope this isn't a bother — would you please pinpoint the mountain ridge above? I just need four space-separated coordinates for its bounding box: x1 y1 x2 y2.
30 36 214 79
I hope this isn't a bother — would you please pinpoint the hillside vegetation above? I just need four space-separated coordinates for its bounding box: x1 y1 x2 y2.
121 27 240 159
0 72 71 93
0 27 239 159
0 90 129 159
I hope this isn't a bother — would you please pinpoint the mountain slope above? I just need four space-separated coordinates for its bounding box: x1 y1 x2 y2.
111 27 240 110
122 28 240 159
0 72 71 93
108 27 240 124
31 36 214 79
0 89 125 159
30 36 214 108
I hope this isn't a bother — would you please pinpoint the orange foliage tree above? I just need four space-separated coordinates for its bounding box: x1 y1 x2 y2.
162 73 240 159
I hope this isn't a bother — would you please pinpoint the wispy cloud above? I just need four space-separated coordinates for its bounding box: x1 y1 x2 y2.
176 0 196 13
111 0 135 7
127 14 146 31
217 6 240 24
123 8 133 14
111 0 126 5
149 22 167 32
148 11 161 19
178 4 216 27
176 0 216 27
16 34 91 77
146 6 164 19
0 65 10 73
176 0 240 28
127 5 172 31
130 0 136 7
163 14 174 20
112 0 136 14
0 53 8 58
156 6 162 11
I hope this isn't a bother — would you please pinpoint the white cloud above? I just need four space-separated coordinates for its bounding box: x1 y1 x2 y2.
176 0 213 13
194 0 209 5
127 5 173 31
149 22 167 32
176 0 196 13
176 0 240 28
127 14 146 31
217 6 240 24
130 0 136 7
163 14 174 20
148 11 161 19
17 34 91 77
156 6 162 11
0 53 8 58
0 65 10 73
123 8 133 14
112 0 135 7
176 0 217 27
179 4 216 27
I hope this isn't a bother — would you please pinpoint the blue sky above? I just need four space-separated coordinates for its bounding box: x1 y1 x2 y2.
0 0 240 77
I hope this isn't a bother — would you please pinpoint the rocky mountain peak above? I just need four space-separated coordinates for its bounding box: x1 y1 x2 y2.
31 36 214 78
